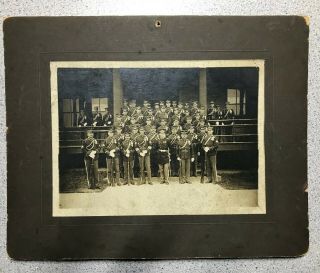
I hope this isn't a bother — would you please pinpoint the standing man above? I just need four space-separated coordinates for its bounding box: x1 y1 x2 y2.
201 126 219 183
198 126 207 183
167 126 180 177
114 126 124 180
177 130 194 184
155 129 170 184
121 132 134 185
147 125 159 177
103 129 121 186
81 130 100 189
135 127 152 185
187 126 199 177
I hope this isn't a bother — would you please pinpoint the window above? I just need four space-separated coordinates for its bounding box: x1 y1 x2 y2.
91 98 108 113
62 99 74 127
227 89 246 116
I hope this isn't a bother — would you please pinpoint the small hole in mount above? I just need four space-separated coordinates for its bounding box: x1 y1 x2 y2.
155 20 161 28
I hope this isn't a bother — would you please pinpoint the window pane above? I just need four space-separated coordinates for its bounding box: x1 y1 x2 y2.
91 98 100 111
227 89 237 104
63 113 73 127
99 98 108 110
62 99 73 112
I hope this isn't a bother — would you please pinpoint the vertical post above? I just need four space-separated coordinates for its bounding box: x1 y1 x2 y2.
113 68 123 117
199 68 207 112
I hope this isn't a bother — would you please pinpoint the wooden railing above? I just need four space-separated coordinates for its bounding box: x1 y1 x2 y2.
59 118 258 152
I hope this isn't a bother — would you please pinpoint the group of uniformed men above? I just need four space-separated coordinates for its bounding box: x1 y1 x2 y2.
81 99 223 189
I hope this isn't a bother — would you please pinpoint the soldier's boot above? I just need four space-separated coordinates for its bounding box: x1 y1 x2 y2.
116 173 121 186
160 174 165 184
200 176 204 183
148 179 153 185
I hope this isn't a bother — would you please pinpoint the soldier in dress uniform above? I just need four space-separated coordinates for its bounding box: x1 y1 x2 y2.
120 108 131 127
113 114 124 129
132 106 144 125
144 117 153 134
169 108 181 126
199 106 207 122
141 100 149 116
153 102 161 120
198 126 207 183
127 116 138 133
157 118 169 133
177 102 184 115
177 130 194 184
147 125 159 177
172 118 182 134
131 126 140 178
103 129 121 186
121 132 134 185
157 106 169 124
187 126 199 177
207 101 218 121
183 115 193 131
155 129 170 184
102 107 113 126
92 106 102 126
201 126 219 183
135 127 152 185
121 99 129 113
114 126 124 179
172 101 177 108
81 130 100 189
167 125 180 176
190 101 199 116
223 108 235 142
128 100 137 116
77 109 89 127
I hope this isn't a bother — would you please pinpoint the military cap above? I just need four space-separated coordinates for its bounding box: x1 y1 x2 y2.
199 126 206 130
139 126 145 131
86 129 93 135
188 126 195 130
158 128 166 133
154 102 159 105
131 125 138 130
207 126 213 131
181 130 188 134
186 115 192 119
172 101 177 104
143 100 148 103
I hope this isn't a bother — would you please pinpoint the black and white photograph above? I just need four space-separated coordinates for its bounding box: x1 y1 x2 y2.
51 60 265 216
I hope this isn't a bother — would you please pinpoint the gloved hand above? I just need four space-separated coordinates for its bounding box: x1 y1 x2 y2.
191 158 194 162
177 157 181 161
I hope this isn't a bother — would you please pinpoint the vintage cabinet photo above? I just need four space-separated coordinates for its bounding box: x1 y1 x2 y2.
51 60 265 216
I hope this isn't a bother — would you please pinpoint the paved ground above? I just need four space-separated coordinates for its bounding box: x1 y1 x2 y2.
57 169 260 216
60 168 258 193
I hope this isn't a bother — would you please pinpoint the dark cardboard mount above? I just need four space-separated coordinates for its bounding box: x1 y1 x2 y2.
4 16 308 260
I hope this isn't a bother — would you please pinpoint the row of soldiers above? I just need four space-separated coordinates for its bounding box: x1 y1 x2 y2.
77 99 235 129
81 125 219 189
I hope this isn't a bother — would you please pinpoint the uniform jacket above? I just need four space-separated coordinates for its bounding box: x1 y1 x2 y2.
103 136 119 158
81 137 100 160
177 138 193 159
201 135 219 156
